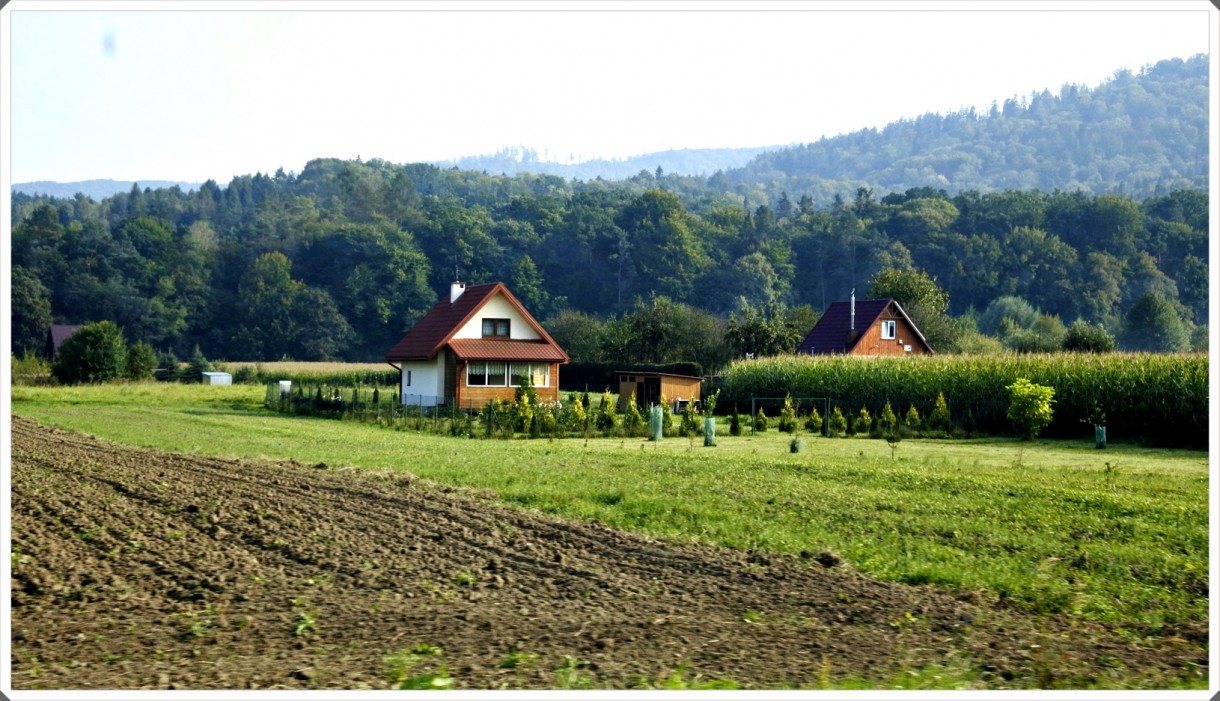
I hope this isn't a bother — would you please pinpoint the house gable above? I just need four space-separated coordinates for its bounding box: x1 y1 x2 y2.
797 298 933 356
452 293 543 341
384 282 567 363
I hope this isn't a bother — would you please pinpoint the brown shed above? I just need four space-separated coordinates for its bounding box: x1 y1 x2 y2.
616 371 703 413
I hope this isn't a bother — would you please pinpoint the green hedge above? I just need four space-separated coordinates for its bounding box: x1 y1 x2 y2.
717 353 1208 448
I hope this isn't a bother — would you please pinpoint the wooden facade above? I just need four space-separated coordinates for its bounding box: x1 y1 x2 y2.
797 297 934 356
615 371 703 413
455 361 562 407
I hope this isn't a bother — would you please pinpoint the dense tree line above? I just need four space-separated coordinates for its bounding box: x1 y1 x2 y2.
11 168 1206 367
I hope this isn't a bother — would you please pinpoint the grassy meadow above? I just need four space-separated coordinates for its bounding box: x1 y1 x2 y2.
9 381 1209 646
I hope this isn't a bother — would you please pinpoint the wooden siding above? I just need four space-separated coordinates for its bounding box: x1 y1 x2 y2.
849 315 930 356
454 362 561 408
616 373 702 412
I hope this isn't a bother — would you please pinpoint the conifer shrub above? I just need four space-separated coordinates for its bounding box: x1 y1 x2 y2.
927 392 952 433
879 401 898 435
124 341 158 381
852 406 873 437
904 404 922 433
564 393 587 433
595 390 618 432
778 393 798 434
828 405 848 437
623 392 645 437
804 406 823 434
660 394 674 437
730 406 742 436
752 406 768 432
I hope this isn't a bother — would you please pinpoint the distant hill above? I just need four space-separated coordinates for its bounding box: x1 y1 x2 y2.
12 179 201 200
434 145 785 180
12 55 1208 204
722 54 1209 204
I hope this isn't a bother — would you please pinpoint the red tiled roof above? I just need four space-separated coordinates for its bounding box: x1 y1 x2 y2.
796 298 932 355
448 339 568 362
384 282 569 363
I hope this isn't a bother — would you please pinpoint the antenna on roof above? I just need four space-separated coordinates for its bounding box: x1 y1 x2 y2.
850 289 856 331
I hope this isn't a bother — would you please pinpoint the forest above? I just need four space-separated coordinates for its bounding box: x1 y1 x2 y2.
9 56 1209 370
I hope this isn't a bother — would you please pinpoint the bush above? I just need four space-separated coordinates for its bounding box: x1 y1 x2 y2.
1062 320 1116 353
729 406 742 436
233 364 259 384
52 321 128 384
1006 378 1055 440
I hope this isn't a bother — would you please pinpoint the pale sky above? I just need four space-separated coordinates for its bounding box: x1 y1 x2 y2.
2 0 1215 184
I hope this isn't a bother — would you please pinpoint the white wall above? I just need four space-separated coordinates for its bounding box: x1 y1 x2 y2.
452 293 541 340
398 355 445 407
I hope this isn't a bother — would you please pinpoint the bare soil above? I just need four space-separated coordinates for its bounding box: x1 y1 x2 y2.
9 416 1207 690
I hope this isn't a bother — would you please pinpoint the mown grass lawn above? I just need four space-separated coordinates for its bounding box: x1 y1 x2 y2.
10 383 1210 640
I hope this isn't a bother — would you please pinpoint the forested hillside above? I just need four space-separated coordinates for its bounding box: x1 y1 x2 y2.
724 54 1208 206
10 56 1208 368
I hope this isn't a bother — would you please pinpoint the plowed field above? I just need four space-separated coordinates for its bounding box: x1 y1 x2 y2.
9 416 1207 689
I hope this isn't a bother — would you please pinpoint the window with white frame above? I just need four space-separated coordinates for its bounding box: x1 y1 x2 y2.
466 363 490 386
465 362 550 388
881 320 897 340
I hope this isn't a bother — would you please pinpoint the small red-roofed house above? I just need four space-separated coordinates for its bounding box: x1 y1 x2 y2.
796 293 934 356
384 282 569 407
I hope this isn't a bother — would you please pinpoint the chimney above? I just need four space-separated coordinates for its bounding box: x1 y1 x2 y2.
450 281 465 304
850 289 856 331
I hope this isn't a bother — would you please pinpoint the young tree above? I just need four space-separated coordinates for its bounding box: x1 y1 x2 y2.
1006 378 1056 440
1121 292 1190 352
124 341 158 380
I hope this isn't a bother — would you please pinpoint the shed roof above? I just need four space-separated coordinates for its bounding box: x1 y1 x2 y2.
614 370 703 381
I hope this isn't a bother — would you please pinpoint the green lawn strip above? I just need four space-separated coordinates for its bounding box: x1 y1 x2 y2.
11 384 1208 635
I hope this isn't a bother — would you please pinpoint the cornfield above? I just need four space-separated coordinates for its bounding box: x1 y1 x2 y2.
716 353 1208 448
221 361 399 388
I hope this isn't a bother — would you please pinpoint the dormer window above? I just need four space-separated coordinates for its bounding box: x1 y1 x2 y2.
482 318 510 338
881 320 896 340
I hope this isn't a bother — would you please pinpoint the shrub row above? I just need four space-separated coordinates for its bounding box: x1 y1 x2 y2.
715 353 1208 448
